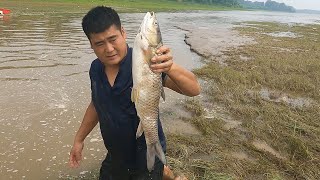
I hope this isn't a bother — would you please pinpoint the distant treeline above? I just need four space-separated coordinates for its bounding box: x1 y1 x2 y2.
237 0 295 12
173 0 240 7
172 0 295 12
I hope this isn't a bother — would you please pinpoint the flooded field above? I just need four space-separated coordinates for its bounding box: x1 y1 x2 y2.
1 4 320 179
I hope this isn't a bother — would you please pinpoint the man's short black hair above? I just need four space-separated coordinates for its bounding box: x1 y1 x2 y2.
82 6 121 39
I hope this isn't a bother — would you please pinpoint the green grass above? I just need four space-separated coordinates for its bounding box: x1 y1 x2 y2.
166 22 320 179
1 0 241 13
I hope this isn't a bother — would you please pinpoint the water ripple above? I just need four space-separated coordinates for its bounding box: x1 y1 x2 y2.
0 63 77 70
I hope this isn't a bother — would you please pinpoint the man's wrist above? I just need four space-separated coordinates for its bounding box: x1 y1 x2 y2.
74 137 85 144
166 62 176 75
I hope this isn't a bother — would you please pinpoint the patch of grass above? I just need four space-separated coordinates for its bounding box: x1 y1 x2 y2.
184 99 205 117
167 22 320 179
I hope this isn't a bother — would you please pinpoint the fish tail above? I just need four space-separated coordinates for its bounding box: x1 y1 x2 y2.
146 142 166 172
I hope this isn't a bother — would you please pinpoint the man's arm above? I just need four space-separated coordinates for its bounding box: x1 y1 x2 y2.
69 101 99 168
150 46 201 97
163 63 200 97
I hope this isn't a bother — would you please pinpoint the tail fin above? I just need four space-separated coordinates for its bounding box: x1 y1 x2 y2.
146 142 166 172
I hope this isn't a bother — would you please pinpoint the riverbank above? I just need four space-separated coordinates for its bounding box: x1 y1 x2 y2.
167 22 320 179
0 0 240 13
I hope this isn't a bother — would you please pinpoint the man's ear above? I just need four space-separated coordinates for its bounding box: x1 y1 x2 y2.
88 35 93 49
121 27 127 39
89 38 94 49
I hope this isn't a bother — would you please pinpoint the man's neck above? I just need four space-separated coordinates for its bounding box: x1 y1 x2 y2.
105 65 119 87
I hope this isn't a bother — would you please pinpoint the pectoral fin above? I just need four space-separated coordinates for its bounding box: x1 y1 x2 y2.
161 86 165 101
131 87 140 103
136 121 144 138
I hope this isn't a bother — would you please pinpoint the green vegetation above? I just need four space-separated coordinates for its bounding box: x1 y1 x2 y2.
0 0 240 13
166 22 320 179
238 0 295 12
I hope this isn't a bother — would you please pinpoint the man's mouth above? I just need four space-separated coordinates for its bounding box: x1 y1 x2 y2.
107 54 117 58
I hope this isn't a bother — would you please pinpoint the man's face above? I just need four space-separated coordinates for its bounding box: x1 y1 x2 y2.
89 25 127 67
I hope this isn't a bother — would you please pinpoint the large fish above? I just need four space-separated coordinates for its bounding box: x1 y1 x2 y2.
131 12 166 171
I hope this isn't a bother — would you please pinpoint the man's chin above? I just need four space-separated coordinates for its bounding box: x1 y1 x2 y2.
102 58 121 66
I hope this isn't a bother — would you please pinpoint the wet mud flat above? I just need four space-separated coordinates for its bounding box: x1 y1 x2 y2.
166 20 320 179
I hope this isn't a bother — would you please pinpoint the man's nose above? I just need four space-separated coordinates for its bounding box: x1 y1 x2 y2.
105 42 114 53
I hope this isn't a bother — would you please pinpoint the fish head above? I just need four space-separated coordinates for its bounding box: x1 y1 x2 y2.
139 12 162 47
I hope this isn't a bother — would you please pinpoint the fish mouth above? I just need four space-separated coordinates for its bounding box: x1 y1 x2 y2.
141 12 156 31
147 12 156 22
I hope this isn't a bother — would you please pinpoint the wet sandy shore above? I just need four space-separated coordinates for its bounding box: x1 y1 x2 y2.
183 25 253 63
160 24 254 135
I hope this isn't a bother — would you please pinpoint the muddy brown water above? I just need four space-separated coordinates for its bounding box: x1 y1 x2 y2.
1 6 320 179
0 10 202 179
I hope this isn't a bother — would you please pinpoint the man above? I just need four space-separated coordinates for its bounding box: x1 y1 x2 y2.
69 6 200 180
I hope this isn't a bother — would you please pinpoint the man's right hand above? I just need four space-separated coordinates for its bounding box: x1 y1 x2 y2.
68 141 84 168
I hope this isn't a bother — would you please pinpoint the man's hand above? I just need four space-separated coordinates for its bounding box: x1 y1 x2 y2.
68 141 84 168
150 45 173 73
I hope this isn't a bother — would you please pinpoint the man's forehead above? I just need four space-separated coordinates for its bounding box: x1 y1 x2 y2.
89 25 122 40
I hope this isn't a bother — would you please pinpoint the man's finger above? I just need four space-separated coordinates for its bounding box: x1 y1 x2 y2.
159 54 173 62
152 54 172 64
69 159 80 168
69 152 81 168
157 45 170 54
69 156 76 168
151 60 172 71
